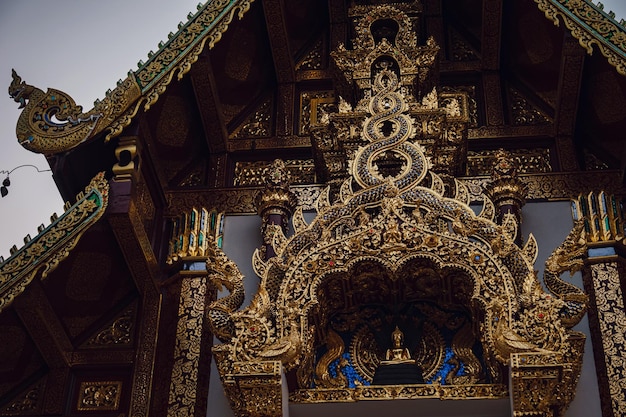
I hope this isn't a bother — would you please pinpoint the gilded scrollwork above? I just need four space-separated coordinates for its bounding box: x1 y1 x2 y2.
0 172 109 314
203 3 588 416
234 159 316 187
534 0 626 76
9 70 103 155
84 305 135 347
167 278 208 417
8 1 256 153
77 381 122 411
587 262 626 417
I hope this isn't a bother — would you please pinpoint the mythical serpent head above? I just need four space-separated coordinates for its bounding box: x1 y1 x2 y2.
9 69 36 109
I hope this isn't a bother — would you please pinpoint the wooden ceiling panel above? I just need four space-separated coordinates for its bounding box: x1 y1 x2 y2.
576 51 626 166
0 307 46 399
502 0 562 102
284 0 329 57
41 222 137 343
209 1 275 110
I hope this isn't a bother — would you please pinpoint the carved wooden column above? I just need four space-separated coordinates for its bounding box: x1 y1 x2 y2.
160 209 224 417
584 259 626 417
574 192 626 417
164 270 214 417
256 159 297 260
484 149 528 245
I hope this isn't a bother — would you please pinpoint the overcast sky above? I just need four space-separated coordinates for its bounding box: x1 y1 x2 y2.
0 0 625 258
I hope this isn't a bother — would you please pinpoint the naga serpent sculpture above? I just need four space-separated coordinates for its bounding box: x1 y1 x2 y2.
8 70 102 155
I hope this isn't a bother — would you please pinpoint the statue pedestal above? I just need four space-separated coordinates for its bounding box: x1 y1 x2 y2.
372 363 425 385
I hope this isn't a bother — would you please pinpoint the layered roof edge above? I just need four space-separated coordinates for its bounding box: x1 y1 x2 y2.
0 172 109 313
7 0 626 156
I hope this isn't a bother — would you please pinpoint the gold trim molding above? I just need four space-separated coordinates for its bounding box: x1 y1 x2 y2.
0 172 109 313
165 170 623 215
290 384 508 403
534 0 626 75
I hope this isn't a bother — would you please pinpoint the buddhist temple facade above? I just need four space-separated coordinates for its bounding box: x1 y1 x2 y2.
1 1 626 417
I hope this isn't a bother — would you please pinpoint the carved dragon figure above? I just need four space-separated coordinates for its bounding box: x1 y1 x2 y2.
8 70 102 155
543 220 589 328
205 245 246 342
9 69 38 109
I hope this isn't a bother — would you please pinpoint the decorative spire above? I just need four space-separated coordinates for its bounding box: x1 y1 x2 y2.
255 159 297 260
484 149 528 245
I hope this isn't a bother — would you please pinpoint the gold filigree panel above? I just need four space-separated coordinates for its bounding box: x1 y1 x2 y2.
296 38 324 71
291 384 508 403
589 262 626 417
167 277 208 416
230 98 273 139
1 378 45 415
466 148 551 176
299 91 335 135
233 159 316 186
77 381 122 411
83 304 136 348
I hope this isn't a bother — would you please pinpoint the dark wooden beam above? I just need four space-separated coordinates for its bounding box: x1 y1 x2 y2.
14 281 72 415
262 0 296 84
328 0 348 50
554 34 585 171
481 0 503 70
424 0 445 61
482 72 505 126
106 179 163 416
190 56 229 154
14 281 72 369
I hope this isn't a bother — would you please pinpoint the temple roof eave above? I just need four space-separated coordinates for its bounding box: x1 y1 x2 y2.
0 172 109 313
9 0 256 156
8 0 626 157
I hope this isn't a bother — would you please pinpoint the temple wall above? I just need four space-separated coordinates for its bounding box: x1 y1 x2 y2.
206 201 602 417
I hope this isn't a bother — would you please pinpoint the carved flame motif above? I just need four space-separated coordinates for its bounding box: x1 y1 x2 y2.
206 3 587 416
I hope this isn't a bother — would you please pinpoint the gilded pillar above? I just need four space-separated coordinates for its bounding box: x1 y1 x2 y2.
256 159 297 260
162 208 224 417
584 260 626 417
484 149 528 245
574 191 626 417
166 274 213 417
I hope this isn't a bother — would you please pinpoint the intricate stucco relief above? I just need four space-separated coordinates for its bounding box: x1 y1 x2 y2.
201 4 588 416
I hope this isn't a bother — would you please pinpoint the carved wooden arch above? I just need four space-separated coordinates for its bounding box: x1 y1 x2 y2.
269 196 523 376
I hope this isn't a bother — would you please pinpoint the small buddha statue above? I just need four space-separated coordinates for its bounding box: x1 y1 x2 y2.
382 326 415 364
372 325 424 385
